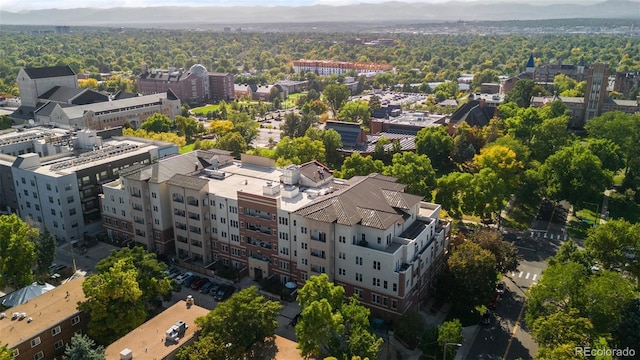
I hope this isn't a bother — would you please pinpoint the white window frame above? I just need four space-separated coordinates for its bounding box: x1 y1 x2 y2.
51 325 61 336
71 315 80 326
30 337 41 348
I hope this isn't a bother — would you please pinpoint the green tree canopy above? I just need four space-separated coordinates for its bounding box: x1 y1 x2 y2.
274 136 326 166
63 333 106 360
179 287 282 360
505 79 535 107
0 214 38 288
79 259 147 345
295 274 382 360
305 128 343 169
384 152 436 198
228 111 260 146
415 125 453 171
34 228 56 279
323 84 351 119
447 241 498 308
338 101 371 125
584 219 640 285
337 153 384 179
539 142 612 213
217 132 248 158
469 230 520 274
585 111 640 176
175 115 201 142
141 113 173 133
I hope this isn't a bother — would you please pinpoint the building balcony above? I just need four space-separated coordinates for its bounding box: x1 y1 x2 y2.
310 232 326 243
249 253 270 262
246 224 272 235
310 250 326 259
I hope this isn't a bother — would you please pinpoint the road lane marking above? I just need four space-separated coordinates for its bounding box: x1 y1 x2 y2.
519 271 523 278
532 274 537 281
525 273 530 280
502 299 527 360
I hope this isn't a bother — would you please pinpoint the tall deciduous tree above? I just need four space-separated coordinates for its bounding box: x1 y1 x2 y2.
79 259 146 345
338 101 371 125
531 309 594 353
175 115 201 142
35 228 56 278
473 144 523 190
529 115 573 161
384 152 436 198
435 172 473 218
141 113 173 133
217 132 248 158
305 128 343 169
228 112 259 146
585 111 640 176
274 136 326 166
295 274 382 360
0 214 38 288
447 242 497 308
539 142 612 214
63 333 106 360
505 79 535 107
323 84 351 119
437 319 464 360
178 287 282 360
337 153 384 179
470 230 520 274
585 219 640 285
415 126 453 171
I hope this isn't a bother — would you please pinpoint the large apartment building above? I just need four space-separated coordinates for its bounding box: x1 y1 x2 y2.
100 153 450 319
292 60 393 76
1 278 88 360
0 126 177 242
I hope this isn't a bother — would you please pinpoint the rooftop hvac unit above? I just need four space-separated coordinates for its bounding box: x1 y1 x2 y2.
204 169 225 180
165 320 188 343
119 348 132 360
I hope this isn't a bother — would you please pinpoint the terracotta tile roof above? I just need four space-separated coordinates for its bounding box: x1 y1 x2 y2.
295 174 423 229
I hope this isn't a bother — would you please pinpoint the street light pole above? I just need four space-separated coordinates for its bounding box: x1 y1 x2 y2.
443 342 462 360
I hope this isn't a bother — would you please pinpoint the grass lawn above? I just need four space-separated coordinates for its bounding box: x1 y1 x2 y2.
567 208 598 239
191 104 221 115
179 143 195 154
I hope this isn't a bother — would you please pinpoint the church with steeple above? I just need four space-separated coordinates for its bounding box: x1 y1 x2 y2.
502 54 589 94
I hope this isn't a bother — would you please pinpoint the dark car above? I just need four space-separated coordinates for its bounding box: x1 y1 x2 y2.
496 281 506 295
487 292 499 309
191 277 209 290
183 275 200 288
199 281 216 294
215 285 235 301
481 310 493 325
209 283 222 296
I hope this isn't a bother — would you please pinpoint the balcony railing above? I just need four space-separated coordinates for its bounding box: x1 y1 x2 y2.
173 196 184 203
244 209 271 220
310 232 326 242
246 224 272 235
310 249 326 259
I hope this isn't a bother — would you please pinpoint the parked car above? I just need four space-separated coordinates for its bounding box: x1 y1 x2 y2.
209 283 222 296
496 281 506 295
49 264 67 274
481 309 493 325
214 284 235 301
175 272 193 284
191 277 209 290
199 281 215 294
487 292 499 309
183 275 201 288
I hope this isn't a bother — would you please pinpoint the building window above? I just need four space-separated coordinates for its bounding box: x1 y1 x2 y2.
52 326 61 336
372 293 381 304
392 299 397 309
393 283 397 292
355 256 363 266
373 277 380 287
70 208 76 216
54 340 64 350
373 261 381 270
354 288 362 299
12 349 19 357
355 273 362 282
384 280 388 289
46 184 51 191
152 192 157 198
31 337 41 347
67 196 74 204
49 196 53 203
33 352 44 360
71 315 80 326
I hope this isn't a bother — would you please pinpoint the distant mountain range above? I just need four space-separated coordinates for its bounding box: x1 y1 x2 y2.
1 0 638 26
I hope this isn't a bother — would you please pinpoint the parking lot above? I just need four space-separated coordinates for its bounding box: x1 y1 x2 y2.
354 90 428 107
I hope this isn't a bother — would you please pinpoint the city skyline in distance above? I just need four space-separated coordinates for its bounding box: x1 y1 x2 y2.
1 0 609 12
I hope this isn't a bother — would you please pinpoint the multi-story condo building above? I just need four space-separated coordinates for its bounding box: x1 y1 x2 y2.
1 278 89 360
0 126 177 243
138 64 234 104
100 149 234 254
101 153 450 319
292 60 393 76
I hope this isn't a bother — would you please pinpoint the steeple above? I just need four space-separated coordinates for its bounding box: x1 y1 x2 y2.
526 54 535 74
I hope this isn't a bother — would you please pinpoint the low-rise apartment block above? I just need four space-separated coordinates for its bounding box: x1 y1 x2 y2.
1 278 88 360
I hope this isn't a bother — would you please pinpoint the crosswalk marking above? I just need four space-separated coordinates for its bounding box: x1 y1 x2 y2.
525 273 530 279
532 274 537 281
519 271 524 278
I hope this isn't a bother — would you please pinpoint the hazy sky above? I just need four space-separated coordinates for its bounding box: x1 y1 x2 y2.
0 0 600 12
